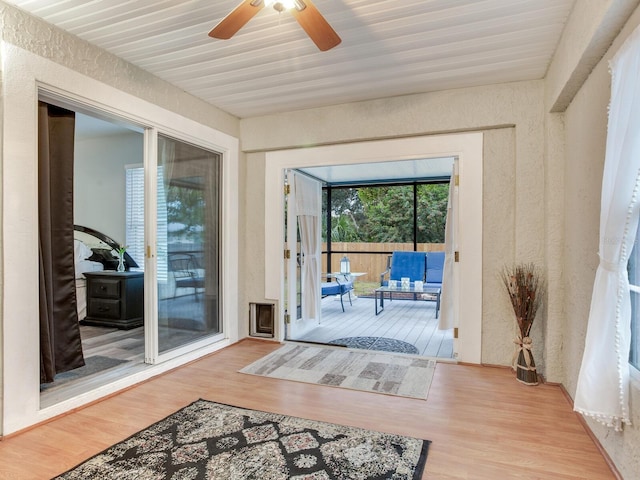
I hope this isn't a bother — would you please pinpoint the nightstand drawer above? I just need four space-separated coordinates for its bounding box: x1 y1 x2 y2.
88 298 121 319
82 271 144 329
89 278 120 299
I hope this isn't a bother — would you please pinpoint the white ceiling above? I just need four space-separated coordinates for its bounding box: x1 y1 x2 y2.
298 156 455 185
5 0 576 119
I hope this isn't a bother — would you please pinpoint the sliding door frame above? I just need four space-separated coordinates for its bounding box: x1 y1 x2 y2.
1 43 239 434
145 130 226 364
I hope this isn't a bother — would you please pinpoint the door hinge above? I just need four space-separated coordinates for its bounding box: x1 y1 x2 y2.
284 313 291 324
284 249 291 259
284 184 290 195
454 251 460 262
454 174 459 186
453 327 459 339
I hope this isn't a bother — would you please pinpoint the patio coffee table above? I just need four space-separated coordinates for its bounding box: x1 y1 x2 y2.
374 285 441 317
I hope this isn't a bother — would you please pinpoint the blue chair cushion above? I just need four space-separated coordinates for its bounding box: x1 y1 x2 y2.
389 251 427 282
321 282 343 296
341 281 354 292
426 251 445 285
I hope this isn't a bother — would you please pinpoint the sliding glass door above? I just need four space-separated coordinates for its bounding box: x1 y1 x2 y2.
156 134 221 354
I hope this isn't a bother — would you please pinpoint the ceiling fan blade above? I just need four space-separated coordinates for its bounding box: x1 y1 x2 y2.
209 0 264 40
291 0 341 51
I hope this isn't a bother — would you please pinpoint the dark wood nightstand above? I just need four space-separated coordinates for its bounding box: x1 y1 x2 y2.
82 271 144 329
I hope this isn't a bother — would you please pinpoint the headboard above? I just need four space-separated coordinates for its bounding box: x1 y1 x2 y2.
73 225 139 270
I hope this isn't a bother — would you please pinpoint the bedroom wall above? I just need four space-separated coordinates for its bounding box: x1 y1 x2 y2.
74 131 143 246
562 5 640 478
241 80 552 377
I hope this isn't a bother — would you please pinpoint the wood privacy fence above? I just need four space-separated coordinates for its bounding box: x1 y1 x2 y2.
321 242 445 283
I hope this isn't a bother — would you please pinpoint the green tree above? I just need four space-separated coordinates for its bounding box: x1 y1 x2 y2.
416 183 449 243
322 188 363 241
166 185 205 241
358 186 414 242
324 183 449 244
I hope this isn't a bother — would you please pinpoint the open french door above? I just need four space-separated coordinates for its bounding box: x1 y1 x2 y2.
284 169 301 340
439 159 460 357
284 170 322 341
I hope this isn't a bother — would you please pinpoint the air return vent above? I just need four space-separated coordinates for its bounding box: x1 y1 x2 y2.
249 303 275 338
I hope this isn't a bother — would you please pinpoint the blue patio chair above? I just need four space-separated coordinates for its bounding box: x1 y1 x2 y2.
380 251 427 287
169 253 205 300
425 251 445 316
425 251 445 288
321 277 353 312
379 251 427 302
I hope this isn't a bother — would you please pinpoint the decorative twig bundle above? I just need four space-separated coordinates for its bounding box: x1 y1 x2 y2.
500 263 544 385
500 263 543 337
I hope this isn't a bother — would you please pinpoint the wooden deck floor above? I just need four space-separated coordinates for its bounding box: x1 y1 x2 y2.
292 294 454 358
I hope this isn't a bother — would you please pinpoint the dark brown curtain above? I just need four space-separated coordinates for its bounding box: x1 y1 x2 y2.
39 101 84 384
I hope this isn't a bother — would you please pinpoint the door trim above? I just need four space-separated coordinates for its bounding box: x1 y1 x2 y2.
264 133 483 363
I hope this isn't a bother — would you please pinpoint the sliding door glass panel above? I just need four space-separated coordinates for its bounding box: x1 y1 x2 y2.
156 134 221 354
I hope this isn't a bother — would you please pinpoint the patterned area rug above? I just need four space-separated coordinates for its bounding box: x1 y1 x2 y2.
240 343 436 399
54 399 430 480
328 336 419 354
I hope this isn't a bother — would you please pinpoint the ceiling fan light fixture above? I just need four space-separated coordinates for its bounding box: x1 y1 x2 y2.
263 0 305 11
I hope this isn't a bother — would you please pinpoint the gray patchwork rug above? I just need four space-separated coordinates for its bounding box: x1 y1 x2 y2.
240 343 436 399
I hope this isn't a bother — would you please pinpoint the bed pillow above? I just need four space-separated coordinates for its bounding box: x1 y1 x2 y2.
74 239 94 263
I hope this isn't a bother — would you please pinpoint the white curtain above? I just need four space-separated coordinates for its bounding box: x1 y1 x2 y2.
574 24 640 431
294 172 322 322
439 163 457 330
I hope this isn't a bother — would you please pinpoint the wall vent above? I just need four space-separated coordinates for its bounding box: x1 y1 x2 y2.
249 303 275 338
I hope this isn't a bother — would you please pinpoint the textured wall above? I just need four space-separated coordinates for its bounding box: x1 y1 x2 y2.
542 112 566 382
481 128 518 366
0 19 4 437
240 80 550 373
241 152 270 340
563 5 640 477
546 0 640 111
241 82 544 153
563 56 608 398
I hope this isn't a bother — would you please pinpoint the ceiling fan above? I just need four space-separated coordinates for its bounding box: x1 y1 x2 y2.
209 0 341 51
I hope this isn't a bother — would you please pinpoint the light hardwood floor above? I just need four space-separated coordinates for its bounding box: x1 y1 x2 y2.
42 294 449 404
1 339 616 479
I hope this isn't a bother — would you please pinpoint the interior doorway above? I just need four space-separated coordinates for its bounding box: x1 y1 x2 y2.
39 107 146 405
283 163 455 358
2 51 240 433
265 133 483 364
39 107 226 405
